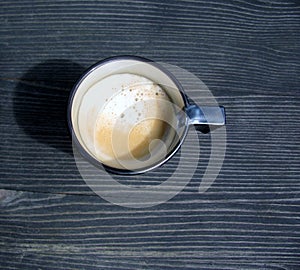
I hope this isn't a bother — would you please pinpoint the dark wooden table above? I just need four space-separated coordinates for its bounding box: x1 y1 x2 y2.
1 1 300 269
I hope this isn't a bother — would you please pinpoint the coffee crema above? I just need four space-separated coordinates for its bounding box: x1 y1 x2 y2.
91 73 175 169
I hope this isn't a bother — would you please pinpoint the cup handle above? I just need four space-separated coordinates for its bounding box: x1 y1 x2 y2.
186 104 226 133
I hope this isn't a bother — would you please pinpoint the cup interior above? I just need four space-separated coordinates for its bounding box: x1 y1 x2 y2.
69 57 187 172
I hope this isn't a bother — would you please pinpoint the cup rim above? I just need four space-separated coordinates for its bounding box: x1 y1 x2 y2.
67 55 190 175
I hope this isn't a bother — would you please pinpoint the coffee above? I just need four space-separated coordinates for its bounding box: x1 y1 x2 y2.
81 73 176 169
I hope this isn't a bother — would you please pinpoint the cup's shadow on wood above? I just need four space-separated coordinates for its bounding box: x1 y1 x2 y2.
13 59 86 156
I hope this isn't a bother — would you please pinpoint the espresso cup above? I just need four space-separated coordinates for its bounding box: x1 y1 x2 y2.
68 56 225 174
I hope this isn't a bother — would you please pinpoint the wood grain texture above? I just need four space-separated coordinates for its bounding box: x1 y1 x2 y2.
1 190 300 270
0 0 300 269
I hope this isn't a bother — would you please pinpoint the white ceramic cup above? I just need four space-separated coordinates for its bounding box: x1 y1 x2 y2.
68 56 225 174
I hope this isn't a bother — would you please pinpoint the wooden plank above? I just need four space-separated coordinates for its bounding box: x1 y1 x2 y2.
1 189 300 269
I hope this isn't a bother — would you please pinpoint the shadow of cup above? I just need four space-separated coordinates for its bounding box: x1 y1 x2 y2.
13 59 85 155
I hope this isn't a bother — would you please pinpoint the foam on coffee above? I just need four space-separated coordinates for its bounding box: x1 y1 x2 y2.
91 73 175 169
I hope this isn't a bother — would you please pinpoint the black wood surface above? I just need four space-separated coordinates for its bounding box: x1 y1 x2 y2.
1 0 300 269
